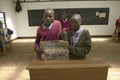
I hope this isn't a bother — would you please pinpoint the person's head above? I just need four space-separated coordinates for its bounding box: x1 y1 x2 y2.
70 14 82 32
43 8 54 25
61 11 68 20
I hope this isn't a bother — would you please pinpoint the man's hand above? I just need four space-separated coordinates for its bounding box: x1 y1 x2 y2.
35 47 44 55
63 28 67 32
68 45 72 51
61 28 66 34
68 45 73 55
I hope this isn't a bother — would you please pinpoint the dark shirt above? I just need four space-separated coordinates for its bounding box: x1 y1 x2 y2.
60 18 71 32
115 19 120 27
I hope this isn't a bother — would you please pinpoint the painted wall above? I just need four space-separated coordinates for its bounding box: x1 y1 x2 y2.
1 0 120 37
16 1 120 37
0 0 18 39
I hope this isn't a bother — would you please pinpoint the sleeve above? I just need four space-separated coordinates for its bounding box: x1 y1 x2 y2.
66 27 72 32
57 21 62 39
70 30 91 57
34 27 41 49
115 19 118 26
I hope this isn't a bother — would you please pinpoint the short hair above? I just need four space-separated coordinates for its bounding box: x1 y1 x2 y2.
61 10 67 14
44 8 54 14
71 14 82 23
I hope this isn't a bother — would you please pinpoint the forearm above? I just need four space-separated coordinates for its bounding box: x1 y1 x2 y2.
70 46 91 56
34 34 41 49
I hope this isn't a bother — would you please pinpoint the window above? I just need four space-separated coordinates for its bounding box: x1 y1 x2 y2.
0 12 7 29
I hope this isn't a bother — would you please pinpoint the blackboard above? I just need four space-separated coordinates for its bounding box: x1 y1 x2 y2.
28 8 109 26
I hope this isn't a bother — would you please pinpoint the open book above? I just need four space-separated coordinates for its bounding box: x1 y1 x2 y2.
40 40 69 60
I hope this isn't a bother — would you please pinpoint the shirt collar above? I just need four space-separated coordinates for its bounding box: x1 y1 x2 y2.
72 26 83 46
77 27 83 34
73 26 83 35
62 18 68 23
42 21 54 30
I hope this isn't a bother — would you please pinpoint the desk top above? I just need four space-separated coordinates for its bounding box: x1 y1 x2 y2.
27 57 110 69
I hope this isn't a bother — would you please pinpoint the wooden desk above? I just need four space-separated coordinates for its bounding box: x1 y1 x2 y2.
27 57 110 80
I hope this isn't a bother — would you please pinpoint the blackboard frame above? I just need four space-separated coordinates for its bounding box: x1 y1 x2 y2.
28 8 109 26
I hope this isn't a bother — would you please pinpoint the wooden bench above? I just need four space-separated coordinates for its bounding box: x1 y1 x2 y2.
27 57 110 80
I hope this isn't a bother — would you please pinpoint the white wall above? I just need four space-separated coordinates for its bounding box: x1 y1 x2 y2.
1 1 120 37
0 0 18 39
16 1 120 37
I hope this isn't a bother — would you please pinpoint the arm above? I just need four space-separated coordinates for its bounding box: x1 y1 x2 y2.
60 31 68 41
34 27 44 54
57 21 62 39
34 27 41 49
115 19 118 27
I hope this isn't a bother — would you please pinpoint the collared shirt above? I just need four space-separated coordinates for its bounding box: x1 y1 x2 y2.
72 27 83 46
62 18 68 23
60 18 71 32
115 19 120 27
42 21 54 30
34 20 62 48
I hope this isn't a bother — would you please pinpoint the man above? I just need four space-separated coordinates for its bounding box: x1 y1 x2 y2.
115 16 120 37
61 14 91 59
34 8 62 58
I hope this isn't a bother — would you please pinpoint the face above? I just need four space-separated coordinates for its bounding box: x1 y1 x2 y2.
43 11 54 25
61 12 67 20
70 18 80 32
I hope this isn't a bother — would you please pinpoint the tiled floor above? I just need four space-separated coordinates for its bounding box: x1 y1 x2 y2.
0 38 120 80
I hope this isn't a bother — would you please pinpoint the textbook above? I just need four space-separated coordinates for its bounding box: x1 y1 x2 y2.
40 40 69 60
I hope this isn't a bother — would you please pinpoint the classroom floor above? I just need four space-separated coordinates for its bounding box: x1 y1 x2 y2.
0 37 120 80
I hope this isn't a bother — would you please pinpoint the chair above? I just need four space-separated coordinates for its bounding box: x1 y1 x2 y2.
0 29 12 55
